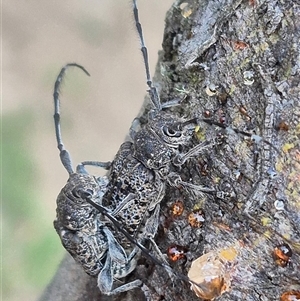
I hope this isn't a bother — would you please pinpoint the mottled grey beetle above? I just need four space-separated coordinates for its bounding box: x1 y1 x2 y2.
52 0 239 296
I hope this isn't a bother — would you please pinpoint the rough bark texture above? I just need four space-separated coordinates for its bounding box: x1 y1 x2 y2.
39 0 300 300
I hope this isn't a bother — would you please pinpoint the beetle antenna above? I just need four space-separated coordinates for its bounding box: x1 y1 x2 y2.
53 63 90 174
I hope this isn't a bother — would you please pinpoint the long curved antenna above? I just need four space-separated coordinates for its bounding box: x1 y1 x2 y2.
132 0 161 111
53 63 90 174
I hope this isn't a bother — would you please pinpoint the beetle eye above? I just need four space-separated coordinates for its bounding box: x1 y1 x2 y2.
70 188 93 200
71 188 81 198
86 189 94 197
163 126 182 137
79 188 94 199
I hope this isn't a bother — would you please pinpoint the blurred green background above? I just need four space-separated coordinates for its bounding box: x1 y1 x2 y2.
2 1 173 300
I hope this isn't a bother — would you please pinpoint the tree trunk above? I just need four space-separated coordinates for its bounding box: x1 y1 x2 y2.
39 0 300 300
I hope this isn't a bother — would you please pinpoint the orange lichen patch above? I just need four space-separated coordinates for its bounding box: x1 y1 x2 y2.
188 209 205 228
273 244 292 267
171 200 184 217
280 291 300 301
232 40 249 50
218 247 238 262
188 248 236 300
167 245 188 262
276 121 289 131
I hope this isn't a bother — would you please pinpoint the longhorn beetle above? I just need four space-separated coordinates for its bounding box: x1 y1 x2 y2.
53 0 278 297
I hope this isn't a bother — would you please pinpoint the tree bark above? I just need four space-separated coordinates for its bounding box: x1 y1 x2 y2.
39 0 300 300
